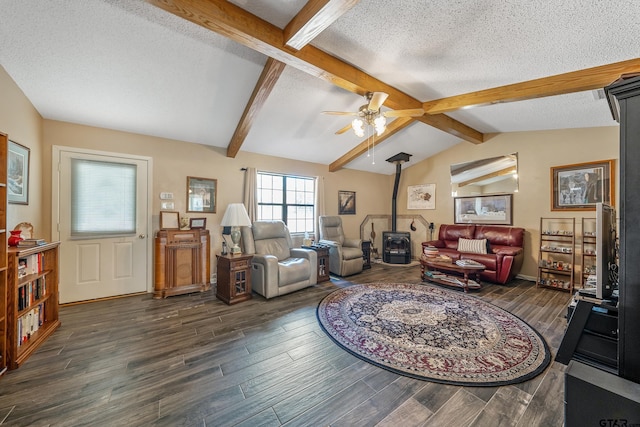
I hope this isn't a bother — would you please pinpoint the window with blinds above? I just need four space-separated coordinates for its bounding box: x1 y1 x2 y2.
71 159 137 236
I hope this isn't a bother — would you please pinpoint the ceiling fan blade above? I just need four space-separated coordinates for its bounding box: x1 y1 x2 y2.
335 123 353 135
367 92 389 111
383 108 425 117
322 110 359 116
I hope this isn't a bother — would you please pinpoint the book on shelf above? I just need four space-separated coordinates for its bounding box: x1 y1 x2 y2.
17 238 47 247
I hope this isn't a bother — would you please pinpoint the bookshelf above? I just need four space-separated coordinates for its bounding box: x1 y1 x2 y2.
537 217 575 292
581 217 596 288
0 133 7 376
6 243 61 369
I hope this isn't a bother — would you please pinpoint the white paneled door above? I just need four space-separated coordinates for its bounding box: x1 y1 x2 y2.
53 147 152 304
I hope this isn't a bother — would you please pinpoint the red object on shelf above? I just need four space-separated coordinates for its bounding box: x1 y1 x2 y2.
8 230 23 247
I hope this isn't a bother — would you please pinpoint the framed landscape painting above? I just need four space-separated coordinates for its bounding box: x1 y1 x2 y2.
551 159 615 211
8 140 30 204
454 194 513 225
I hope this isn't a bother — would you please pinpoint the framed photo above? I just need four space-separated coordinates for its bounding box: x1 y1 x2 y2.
551 159 615 211
454 194 513 225
159 211 180 229
187 176 217 213
189 217 207 229
407 184 435 209
338 190 356 215
8 140 30 204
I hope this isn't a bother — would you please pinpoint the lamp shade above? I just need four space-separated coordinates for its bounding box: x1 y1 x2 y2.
220 203 251 227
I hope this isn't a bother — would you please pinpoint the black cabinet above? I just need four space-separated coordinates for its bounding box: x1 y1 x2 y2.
606 76 640 382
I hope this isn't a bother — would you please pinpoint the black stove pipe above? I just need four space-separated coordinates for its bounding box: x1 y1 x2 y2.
386 152 412 232
391 162 401 232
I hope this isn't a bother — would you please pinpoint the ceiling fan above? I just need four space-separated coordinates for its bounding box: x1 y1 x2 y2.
323 92 424 137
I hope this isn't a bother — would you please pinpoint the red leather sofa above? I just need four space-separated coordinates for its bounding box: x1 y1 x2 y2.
422 224 525 285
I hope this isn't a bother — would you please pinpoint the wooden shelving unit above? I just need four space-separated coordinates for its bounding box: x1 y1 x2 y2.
0 132 7 376
581 217 596 288
537 217 575 292
6 243 61 370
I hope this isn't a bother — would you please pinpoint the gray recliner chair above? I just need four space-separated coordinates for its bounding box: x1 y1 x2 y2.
319 216 363 277
241 220 317 299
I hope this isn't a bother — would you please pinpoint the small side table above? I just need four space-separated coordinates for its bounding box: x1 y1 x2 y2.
302 244 330 283
216 253 253 304
362 240 372 269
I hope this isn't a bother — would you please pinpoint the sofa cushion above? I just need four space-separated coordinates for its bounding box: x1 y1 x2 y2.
458 238 488 254
474 225 524 248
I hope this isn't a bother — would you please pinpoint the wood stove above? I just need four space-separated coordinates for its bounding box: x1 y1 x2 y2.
383 231 411 264
383 152 412 264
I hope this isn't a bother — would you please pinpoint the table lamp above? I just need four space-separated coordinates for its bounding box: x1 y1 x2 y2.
220 203 251 254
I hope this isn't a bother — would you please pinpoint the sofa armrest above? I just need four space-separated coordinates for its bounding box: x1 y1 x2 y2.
319 239 339 248
290 248 316 263
343 237 362 248
494 247 523 257
423 239 445 248
250 254 280 298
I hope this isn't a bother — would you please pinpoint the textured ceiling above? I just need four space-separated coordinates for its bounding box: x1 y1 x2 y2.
0 0 635 175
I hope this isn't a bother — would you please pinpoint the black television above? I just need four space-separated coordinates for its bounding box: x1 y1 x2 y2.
595 202 617 299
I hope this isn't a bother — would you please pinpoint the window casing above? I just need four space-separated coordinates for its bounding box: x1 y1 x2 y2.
257 172 315 234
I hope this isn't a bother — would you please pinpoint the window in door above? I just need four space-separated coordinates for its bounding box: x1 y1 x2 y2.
71 159 137 236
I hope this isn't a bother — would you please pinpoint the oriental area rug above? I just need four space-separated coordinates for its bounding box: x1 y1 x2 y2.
317 283 551 386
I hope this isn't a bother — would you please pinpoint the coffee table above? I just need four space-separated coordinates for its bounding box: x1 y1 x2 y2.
421 258 485 292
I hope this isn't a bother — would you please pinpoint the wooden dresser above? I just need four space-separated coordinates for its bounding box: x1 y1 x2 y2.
154 229 210 298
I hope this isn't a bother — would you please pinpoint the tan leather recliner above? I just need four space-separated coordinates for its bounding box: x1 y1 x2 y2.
241 220 317 299
318 216 363 277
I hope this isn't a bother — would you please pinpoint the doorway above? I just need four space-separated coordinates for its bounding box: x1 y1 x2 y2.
52 146 152 304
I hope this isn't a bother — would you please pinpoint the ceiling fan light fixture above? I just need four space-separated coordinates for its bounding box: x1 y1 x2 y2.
352 118 365 137
374 115 386 136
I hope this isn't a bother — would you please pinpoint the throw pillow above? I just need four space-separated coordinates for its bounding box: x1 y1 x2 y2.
458 238 488 254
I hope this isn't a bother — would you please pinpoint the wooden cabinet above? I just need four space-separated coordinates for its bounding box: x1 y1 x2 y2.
0 133 7 376
216 254 253 304
154 229 211 298
537 217 575 292
216 254 252 304
302 244 330 283
362 240 371 270
6 243 61 370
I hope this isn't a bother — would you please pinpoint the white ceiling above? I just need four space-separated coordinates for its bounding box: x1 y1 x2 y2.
0 0 634 175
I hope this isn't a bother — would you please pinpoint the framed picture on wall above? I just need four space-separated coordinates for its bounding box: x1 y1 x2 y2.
8 140 30 204
454 194 513 225
551 159 615 211
187 176 217 213
338 190 356 215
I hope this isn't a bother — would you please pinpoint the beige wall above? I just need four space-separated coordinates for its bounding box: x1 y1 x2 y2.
0 66 45 234
40 120 392 268
1 64 622 282
399 127 620 278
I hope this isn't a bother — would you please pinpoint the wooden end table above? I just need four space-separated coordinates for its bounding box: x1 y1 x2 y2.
421 258 485 292
216 253 253 304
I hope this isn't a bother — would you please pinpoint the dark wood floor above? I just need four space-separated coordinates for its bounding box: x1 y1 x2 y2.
0 262 573 426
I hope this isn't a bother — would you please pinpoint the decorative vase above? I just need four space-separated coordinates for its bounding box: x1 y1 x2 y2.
9 230 23 247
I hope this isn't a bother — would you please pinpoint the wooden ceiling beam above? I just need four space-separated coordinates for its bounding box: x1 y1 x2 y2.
146 0 485 148
227 57 286 158
423 58 640 114
329 117 414 172
284 0 360 50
